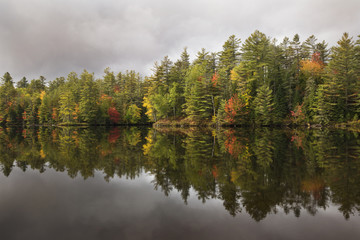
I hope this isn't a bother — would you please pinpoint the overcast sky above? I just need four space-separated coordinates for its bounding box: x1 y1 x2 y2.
1 0 359 81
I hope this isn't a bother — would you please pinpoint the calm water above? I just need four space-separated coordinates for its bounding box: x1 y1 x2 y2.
0 127 360 239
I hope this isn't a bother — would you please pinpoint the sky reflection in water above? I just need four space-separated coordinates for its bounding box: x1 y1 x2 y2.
0 127 360 239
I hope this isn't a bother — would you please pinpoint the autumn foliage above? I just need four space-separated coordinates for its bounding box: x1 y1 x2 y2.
211 72 219 87
291 134 303 149
301 177 325 200
290 103 305 124
224 94 249 124
1 33 359 126
212 165 218 178
108 127 120 143
108 107 120 124
300 52 324 76
224 130 247 157
52 108 58 121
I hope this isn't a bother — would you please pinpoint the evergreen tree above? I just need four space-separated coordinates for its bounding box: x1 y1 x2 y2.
316 41 330 64
183 65 213 120
48 77 65 92
17 77 29 88
218 35 241 99
38 91 51 124
0 72 16 123
0 32 359 126
167 48 191 117
28 78 46 94
102 67 116 96
59 89 76 124
301 52 325 121
302 35 318 59
269 42 288 122
253 85 274 125
240 30 272 97
324 33 359 121
79 70 99 124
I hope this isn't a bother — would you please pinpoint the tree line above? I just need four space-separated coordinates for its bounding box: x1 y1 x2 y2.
0 69 146 125
1 31 360 126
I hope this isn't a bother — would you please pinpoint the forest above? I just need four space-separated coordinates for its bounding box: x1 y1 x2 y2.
0 31 360 126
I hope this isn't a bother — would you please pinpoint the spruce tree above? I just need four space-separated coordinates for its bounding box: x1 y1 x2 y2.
253 85 274 125
240 30 272 97
218 35 241 99
325 33 358 121
79 70 99 124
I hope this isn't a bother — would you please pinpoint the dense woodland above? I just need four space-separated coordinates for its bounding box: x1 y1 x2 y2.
1 31 360 126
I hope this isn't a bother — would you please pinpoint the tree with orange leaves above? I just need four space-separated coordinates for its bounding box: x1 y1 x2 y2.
300 52 325 120
224 93 250 124
108 107 120 124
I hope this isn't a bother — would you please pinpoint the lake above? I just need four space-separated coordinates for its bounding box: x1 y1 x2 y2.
0 126 360 239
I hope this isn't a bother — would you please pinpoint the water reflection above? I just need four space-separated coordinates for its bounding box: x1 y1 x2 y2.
1 126 360 221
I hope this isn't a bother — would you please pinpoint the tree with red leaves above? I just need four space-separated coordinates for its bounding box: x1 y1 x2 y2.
224 93 250 124
108 107 120 124
108 127 120 143
290 103 305 125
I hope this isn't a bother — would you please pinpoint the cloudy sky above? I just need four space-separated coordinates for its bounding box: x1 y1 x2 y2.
0 0 359 81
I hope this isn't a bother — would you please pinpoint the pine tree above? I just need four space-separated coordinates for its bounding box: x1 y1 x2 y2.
179 47 190 71
0 72 16 123
167 48 190 117
269 42 288 122
183 65 213 120
302 35 318 59
17 77 29 89
59 89 76 124
253 85 274 125
316 41 330 64
79 70 99 124
280 34 306 111
102 67 116 96
312 85 330 124
325 33 359 121
38 91 51 124
240 30 272 97
218 35 241 99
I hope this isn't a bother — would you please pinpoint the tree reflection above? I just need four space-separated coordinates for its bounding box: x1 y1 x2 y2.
1 126 360 220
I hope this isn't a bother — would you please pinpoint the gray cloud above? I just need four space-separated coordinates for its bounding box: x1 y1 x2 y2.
0 0 359 81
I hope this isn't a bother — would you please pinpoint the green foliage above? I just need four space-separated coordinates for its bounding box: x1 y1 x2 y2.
218 35 241 99
183 64 213 120
16 77 28 88
0 72 16 123
152 93 171 119
59 90 76 124
2 127 360 220
79 70 99 124
0 32 359 126
325 33 359 121
38 91 51 124
240 30 272 94
125 104 141 124
253 85 274 125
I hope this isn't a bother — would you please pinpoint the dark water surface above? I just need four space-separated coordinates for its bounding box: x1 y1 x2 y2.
0 127 360 239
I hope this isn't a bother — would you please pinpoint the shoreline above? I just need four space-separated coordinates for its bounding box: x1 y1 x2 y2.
2 119 360 131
